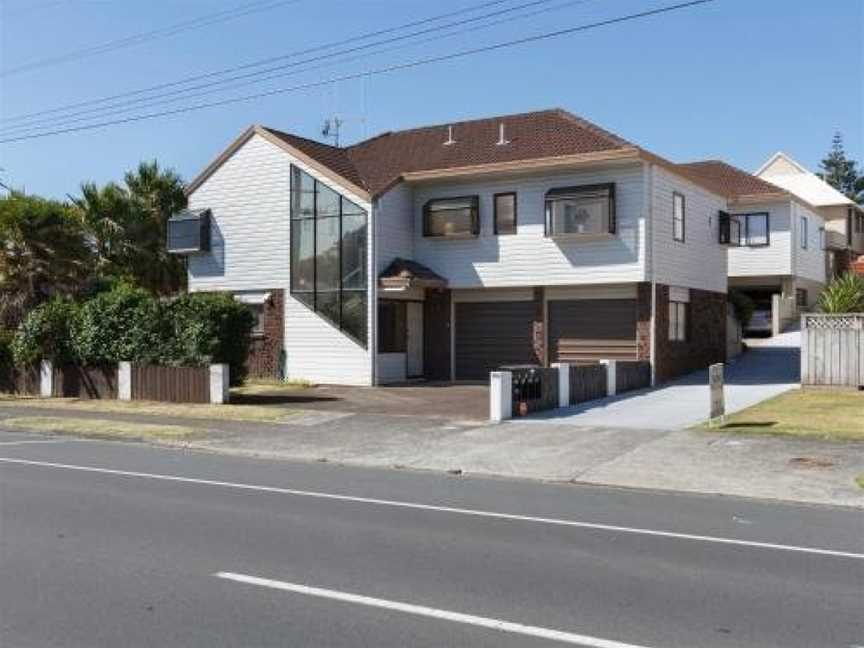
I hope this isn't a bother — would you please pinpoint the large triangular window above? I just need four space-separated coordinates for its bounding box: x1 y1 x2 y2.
290 166 368 347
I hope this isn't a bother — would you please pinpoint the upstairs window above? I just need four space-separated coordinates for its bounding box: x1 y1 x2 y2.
819 227 826 250
800 216 808 249
494 192 517 235
290 165 368 347
167 208 211 254
733 212 769 247
545 184 615 237
423 196 479 238
672 192 685 242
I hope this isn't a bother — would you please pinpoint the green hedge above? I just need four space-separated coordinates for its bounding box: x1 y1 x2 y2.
11 287 254 385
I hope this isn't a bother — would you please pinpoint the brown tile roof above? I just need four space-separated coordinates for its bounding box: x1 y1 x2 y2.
265 109 637 196
380 258 447 284
675 160 787 200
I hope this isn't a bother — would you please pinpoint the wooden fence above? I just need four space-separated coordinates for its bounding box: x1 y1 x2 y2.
131 365 211 403
801 314 863 388
0 365 40 395
615 361 651 393
53 365 117 399
570 364 608 404
510 367 559 417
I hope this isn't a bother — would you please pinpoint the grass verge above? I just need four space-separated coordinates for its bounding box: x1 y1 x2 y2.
855 475 864 490
1 416 204 441
0 394 300 423
705 388 864 442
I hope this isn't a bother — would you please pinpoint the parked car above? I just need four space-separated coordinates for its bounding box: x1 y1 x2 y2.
745 308 772 336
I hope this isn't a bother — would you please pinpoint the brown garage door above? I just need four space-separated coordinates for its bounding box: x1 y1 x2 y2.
455 301 536 380
548 299 637 363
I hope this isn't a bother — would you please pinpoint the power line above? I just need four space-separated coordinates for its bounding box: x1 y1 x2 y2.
1 0 579 135
0 0 301 77
0 0 715 144
0 0 514 124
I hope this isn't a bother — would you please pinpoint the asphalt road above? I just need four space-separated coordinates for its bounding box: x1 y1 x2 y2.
0 430 862 648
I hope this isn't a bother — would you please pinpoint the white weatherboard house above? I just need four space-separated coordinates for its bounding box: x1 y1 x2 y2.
171 109 744 386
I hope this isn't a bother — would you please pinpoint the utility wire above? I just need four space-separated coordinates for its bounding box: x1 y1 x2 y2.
0 0 714 144
1 0 515 124
0 0 580 135
0 0 301 77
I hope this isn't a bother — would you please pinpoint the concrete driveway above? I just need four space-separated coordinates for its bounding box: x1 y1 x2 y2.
527 329 801 430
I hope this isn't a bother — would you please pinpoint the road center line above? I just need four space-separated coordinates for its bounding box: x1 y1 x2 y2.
0 440 69 446
215 571 650 648
1 456 862 561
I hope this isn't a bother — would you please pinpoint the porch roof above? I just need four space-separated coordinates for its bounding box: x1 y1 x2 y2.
379 258 447 290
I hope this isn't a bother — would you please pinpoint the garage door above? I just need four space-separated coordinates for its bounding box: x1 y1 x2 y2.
455 301 536 380
548 299 637 363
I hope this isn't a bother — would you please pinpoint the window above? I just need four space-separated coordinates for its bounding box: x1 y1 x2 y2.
732 212 769 246
672 192 685 242
800 216 808 249
423 196 479 237
819 227 826 250
247 304 264 336
494 192 517 235
545 184 615 237
857 213 864 233
796 289 808 308
290 165 368 347
378 301 407 353
167 208 211 254
668 301 687 342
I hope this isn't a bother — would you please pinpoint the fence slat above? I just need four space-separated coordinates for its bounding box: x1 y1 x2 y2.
131 364 210 403
801 314 863 388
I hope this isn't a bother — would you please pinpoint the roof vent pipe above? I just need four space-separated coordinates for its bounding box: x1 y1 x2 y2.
444 125 455 146
496 122 510 146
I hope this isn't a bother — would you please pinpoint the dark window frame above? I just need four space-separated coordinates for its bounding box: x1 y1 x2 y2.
544 182 616 237
422 195 480 238
672 191 686 242
493 192 517 236
289 165 368 348
732 212 770 247
800 215 808 250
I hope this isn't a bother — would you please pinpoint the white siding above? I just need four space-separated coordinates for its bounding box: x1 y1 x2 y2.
727 201 793 278
649 166 728 293
410 164 646 288
375 182 414 274
791 201 827 285
187 133 373 385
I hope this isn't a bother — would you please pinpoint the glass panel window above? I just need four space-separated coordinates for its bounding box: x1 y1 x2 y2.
669 301 687 342
247 304 264 336
423 196 478 237
289 165 368 347
494 193 517 235
800 216 808 249
378 301 407 353
673 192 685 242
290 219 315 292
545 184 615 237
735 212 769 246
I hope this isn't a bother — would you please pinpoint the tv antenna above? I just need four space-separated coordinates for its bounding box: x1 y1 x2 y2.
321 116 344 146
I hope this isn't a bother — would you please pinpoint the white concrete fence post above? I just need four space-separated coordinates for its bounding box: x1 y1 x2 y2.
39 360 53 398
600 359 617 397
209 363 230 404
552 362 570 408
489 371 512 423
118 362 132 401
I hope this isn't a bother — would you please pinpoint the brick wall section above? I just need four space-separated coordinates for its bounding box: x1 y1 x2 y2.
635 282 652 362
532 286 545 364
653 284 727 383
245 289 285 379
852 255 864 277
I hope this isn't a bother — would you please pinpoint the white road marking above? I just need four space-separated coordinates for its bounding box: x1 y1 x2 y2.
215 571 650 648
0 440 69 446
1 456 862 561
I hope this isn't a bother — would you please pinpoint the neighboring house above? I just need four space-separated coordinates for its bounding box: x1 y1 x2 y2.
677 159 828 330
171 109 735 386
755 152 864 277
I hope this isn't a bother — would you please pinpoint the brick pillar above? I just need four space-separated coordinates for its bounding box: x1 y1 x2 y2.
532 286 545 365
636 282 653 362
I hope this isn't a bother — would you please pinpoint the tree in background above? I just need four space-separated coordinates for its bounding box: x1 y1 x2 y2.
74 160 188 295
0 193 92 329
818 132 864 205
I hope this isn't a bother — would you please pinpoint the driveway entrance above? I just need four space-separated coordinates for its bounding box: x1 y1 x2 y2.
527 329 801 429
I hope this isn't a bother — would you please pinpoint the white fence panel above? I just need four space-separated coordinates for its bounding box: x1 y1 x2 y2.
801 314 863 387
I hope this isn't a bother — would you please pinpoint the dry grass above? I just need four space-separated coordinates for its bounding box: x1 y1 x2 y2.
0 395 299 423
231 378 312 396
1 416 203 441
709 389 864 442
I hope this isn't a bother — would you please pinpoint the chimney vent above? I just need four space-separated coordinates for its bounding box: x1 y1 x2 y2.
496 122 510 146
444 125 455 146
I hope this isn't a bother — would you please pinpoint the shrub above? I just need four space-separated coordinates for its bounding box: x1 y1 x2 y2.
818 273 864 314
728 289 755 326
11 297 79 367
167 292 254 385
0 329 13 369
71 283 168 365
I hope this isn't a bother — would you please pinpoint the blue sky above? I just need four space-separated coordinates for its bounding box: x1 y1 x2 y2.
1 0 862 199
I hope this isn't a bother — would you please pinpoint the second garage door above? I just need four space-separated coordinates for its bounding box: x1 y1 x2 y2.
548 299 638 363
454 301 536 380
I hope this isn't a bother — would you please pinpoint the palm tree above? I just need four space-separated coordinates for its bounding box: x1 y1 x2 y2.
0 192 92 328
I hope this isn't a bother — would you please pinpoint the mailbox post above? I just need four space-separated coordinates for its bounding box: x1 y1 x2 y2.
709 363 725 425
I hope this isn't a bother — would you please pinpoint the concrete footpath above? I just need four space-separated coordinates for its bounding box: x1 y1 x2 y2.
1 400 862 509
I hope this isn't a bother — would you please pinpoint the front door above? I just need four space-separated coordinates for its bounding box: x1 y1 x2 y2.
406 302 424 378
